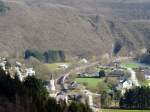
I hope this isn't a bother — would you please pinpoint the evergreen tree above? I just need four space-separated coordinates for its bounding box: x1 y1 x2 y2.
0 68 93 112
99 70 105 78
120 86 150 109
68 101 93 112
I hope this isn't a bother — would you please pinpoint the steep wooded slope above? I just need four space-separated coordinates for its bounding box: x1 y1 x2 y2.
0 0 150 58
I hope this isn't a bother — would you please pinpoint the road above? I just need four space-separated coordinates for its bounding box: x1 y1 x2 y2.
116 56 140 87
57 61 100 85
57 56 139 89
127 68 140 86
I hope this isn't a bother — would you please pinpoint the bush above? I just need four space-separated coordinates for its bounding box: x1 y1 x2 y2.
99 70 105 78
44 50 66 63
24 49 66 63
24 49 45 61
68 101 93 112
96 81 109 94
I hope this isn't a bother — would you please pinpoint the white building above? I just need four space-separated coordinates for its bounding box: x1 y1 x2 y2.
122 80 133 95
56 92 68 103
59 64 69 69
16 67 35 81
25 68 35 76
15 61 22 67
15 67 24 81
0 62 6 70
144 70 150 80
81 58 88 64
145 75 150 80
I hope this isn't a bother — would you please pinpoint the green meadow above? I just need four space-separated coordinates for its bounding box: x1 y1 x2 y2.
121 62 150 69
75 78 104 88
121 62 141 69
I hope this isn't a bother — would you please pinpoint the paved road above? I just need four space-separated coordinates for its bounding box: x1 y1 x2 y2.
127 68 140 86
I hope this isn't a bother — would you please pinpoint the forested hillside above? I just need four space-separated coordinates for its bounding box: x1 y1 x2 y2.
0 0 150 58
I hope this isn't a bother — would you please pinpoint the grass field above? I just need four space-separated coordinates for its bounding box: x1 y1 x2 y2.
46 62 70 72
121 62 141 69
142 80 150 86
121 62 150 69
75 78 104 88
101 109 150 112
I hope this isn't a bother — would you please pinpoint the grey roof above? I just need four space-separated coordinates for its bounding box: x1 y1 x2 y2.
144 70 150 76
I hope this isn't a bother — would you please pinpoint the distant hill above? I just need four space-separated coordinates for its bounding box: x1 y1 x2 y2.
0 0 150 58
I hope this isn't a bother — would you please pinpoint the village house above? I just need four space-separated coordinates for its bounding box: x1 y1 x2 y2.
15 61 22 67
115 78 133 95
69 81 81 90
25 68 35 76
122 80 133 94
81 58 88 64
0 58 36 81
56 92 68 103
15 66 35 81
58 63 69 69
116 79 133 95
0 62 6 70
144 69 150 80
79 72 99 78
106 69 124 78
0 57 7 71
